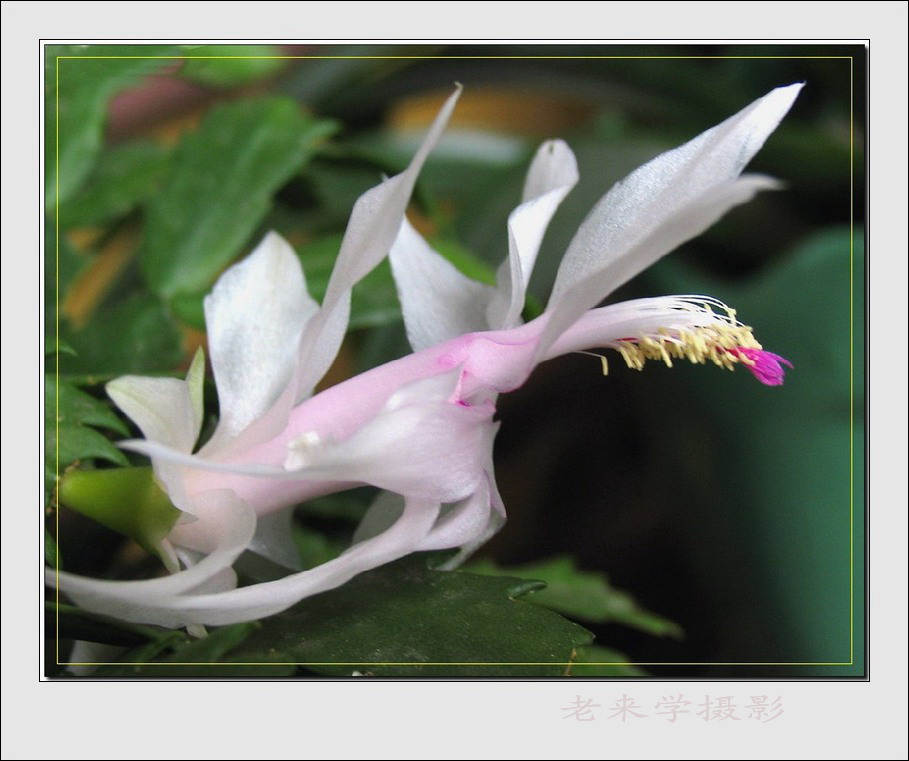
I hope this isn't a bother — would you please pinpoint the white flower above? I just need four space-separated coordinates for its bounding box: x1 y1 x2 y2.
49 83 802 629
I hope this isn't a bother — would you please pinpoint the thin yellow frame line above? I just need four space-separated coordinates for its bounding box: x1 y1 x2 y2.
50 50 860 671
55 55 857 61
70 661 855 667
849 55 855 667
54 55 61 666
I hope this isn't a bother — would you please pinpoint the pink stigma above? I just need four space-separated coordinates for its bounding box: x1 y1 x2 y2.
732 348 794 386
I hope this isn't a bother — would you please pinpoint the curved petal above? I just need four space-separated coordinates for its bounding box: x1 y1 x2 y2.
291 86 463 403
106 369 203 512
430 422 506 569
202 231 316 448
540 174 783 353
59 496 442 628
487 139 579 329
543 83 802 350
48 490 256 624
389 216 494 352
225 87 464 454
417 477 492 552
106 376 200 455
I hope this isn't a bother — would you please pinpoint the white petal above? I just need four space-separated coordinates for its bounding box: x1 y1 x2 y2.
487 139 579 329
417 477 492 551
64 496 442 627
107 376 199 454
541 175 782 351
49 489 256 626
173 547 239 594
203 231 317 447
291 86 462 402
543 84 802 349
431 423 506 569
106 371 202 511
389 217 493 352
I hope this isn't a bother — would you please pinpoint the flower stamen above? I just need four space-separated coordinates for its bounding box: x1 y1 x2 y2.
603 299 792 386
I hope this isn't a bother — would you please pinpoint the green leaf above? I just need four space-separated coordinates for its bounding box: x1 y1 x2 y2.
141 98 337 298
45 378 129 502
61 294 184 375
180 45 286 87
569 645 648 677
47 44 179 208
58 467 181 556
468 555 683 638
225 558 594 676
59 141 172 227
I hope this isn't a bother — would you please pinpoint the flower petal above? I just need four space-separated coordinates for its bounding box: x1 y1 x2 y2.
542 84 802 350
106 376 200 454
106 370 202 512
222 88 463 455
66 496 442 627
487 139 579 329
202 231 316 448
291 86 462 402
417 477 493 552
48 490 256 626
389 216 494 352
429 423 506 569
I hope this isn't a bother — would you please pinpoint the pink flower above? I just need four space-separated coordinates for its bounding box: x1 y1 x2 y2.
50 83 801 628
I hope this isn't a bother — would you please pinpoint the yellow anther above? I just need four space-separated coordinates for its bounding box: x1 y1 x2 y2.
609 317 763 376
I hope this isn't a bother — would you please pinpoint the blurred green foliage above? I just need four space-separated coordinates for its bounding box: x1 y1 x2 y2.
180 45 286 88
141 98 336 299
47 45 180 207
